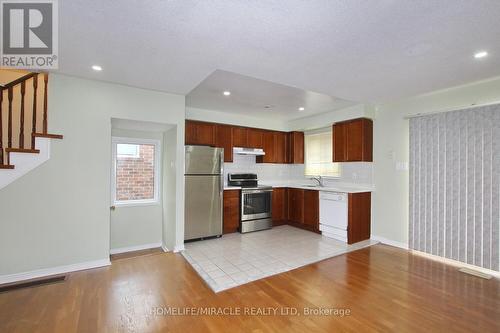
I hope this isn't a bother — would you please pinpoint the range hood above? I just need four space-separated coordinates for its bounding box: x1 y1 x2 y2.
233 147 266 156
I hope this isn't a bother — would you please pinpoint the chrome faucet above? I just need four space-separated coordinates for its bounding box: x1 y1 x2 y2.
310 176 324 187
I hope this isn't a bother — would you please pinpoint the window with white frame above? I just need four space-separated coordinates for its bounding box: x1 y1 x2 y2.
304 129 341 177
116 144 140 158
112 137 161 205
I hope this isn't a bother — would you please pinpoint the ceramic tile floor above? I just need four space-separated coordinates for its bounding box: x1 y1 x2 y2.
182 225 378 292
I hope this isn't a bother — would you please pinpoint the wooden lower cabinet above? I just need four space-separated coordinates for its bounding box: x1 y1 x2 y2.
303 190 319 231
287 188 304 224
276 188 370 240
347 192 371 244
286 188 320 233
223 187 370 243
271 188 287 225
223 190 240 234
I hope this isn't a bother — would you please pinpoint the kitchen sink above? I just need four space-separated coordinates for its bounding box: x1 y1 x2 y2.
302 184 323 188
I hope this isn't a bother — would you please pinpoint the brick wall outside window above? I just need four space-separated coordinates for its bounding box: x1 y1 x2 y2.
116 144 155 201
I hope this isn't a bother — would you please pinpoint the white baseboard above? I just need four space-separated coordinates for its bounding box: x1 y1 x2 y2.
371 235 409 250
173 244 185 253
161 243 184 253
110 242 162 255
411 250 500 279
0 258 111 285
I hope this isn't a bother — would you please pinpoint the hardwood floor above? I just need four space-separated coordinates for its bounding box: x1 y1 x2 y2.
0 244 498 332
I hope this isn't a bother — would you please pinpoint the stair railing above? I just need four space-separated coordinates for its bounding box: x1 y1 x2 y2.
0 72 48 166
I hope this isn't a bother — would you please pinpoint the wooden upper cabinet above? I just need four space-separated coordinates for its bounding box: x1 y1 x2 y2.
303 190 319 230
185 120 216 146
216 124 233 162
258 130 276 163
332 122 346 162
288 131 304 164
257 130 289 164
232 127 247 147
346 118 372 161
223 190 240 234
274 132 287 164
185 120 197 144
285 132 291 163
272 187 287 225
185 120 303 165
287 188 304 224
247 128 263 148
332 118 372 162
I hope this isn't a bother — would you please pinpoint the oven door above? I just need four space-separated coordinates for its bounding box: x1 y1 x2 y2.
241 189 272 221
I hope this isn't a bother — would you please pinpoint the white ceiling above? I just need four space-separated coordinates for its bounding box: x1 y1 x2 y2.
186 70 355 120
59 0 500 105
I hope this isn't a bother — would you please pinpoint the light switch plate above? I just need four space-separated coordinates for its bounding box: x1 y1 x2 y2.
396 161 409 171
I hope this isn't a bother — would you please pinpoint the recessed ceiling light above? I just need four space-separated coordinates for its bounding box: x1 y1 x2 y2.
298 107 305 111
474 51 488 59
223 91 231 96
92 65 102 71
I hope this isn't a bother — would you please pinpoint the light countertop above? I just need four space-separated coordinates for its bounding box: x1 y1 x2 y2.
224 181 374 193
224 186 243 190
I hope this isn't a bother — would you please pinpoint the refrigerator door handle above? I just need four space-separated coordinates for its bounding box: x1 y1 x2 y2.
220 148 224 218
220 149 224 190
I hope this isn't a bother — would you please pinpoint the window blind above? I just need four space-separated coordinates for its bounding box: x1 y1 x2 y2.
304 130 340 177
409 104 500 271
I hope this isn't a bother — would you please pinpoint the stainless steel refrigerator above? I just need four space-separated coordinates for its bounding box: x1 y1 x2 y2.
184 145 224 240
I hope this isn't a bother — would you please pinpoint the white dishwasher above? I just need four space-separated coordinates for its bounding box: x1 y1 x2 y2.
319 191 348 242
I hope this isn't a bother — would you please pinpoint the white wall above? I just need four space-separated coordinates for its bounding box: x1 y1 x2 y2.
162 126 179 251
372 76 500 245
0 74 185 276
109 128 164 251
287 104 374 131
186 107 288 131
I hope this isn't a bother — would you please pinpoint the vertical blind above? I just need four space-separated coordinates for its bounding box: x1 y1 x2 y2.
409 104 500 271
304 130 340 177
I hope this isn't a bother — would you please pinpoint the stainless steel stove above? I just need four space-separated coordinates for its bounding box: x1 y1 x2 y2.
228 173 273 233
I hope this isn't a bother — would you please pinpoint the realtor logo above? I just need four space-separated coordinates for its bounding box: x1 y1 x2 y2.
1 0 58 69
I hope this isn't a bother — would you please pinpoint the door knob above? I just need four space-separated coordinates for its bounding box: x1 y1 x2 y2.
110 206 116 211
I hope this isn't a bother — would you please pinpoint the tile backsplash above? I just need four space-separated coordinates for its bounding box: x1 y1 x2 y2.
224 154 373 186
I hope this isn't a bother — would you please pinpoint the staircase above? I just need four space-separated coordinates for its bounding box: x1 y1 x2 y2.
0 71 62 188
